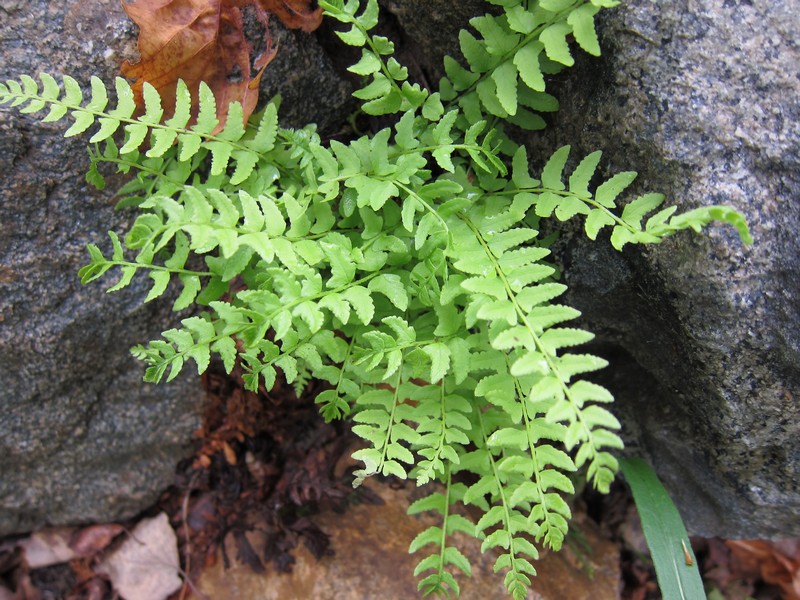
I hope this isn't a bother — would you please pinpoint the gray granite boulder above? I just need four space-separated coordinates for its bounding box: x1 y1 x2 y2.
519 0 800 537
384 0 799 537
0 0 352 536
0 0 202 537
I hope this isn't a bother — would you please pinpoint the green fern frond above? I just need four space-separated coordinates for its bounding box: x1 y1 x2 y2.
0 1 753 597
409 471 473 598
0 75 279 186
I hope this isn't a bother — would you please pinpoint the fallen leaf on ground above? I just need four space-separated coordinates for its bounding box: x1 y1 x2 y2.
121 0 322 130
95 513 182 600
727 539 800 600
69 524 125 558
12 528 76 569
256 0 323 31
0 548 38 600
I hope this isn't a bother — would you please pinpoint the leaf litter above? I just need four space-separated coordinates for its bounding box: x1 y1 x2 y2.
95 513 182 600
0 359 797 598
121 0 322 131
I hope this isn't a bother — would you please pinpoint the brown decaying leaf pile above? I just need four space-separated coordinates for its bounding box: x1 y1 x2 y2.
702 538 800 599
121 0 322 129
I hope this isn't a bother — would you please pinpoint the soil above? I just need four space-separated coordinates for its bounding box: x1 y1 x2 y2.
0 361 794 599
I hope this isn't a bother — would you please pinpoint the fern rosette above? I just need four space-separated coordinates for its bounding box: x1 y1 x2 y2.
0 0 751 597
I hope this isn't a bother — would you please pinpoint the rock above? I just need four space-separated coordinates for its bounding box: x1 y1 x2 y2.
519 1 800 537
0 0 352 536
196 481 621 599
380 0 487 84
0 0 201 537
381 0 800 537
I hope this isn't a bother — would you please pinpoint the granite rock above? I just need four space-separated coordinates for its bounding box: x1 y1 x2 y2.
380 0 799 538
519 0 800 537
0 0 352 536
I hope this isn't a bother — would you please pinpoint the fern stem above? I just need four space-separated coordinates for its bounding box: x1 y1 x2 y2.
395 181 451 240
4 89 263 161
356 335 458 366
100 259 213 278
511 374 562 549
475 407 525 589
333 336 358 398
498 186 642 236
436 465 454 582
376 361 405 471
93 150 188 191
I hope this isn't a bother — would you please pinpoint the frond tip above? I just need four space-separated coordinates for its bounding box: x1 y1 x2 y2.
0 74 279 186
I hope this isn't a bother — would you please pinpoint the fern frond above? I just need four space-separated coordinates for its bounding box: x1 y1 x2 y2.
352 371 421 484
1 2 753 598
409 472 473 598
0 75 279 185
499 145 754 248
460 408 540 600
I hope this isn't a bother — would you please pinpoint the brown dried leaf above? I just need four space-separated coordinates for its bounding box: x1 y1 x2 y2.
231 530 265 573
727 539 800 600
120 0 321 130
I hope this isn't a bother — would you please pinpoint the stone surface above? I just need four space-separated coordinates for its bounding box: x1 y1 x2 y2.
382 0 800 537
195 482 621 599
380 0 487 85
519 1 800 537
0 0 352 536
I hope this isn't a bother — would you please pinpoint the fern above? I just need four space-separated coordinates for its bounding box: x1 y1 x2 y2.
0 0 751 597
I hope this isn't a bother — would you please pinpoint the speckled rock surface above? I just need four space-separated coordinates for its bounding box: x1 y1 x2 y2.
0 0 352 536
378 0 799 537
380 0 487 84
0 0 202 537
521 0 800 537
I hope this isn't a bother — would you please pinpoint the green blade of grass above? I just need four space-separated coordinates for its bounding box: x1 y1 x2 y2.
620 458 706 600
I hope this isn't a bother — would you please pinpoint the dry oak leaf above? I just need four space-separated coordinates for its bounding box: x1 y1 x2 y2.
120 0 322 131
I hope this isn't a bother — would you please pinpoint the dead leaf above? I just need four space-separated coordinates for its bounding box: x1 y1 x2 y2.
120 0 321 131
95 513 182 600
222 441 238 465
0 548 39 600
69 524 125 558
231 530 265 573
16 528 77 569
253 0 322 32
727 539 800 600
